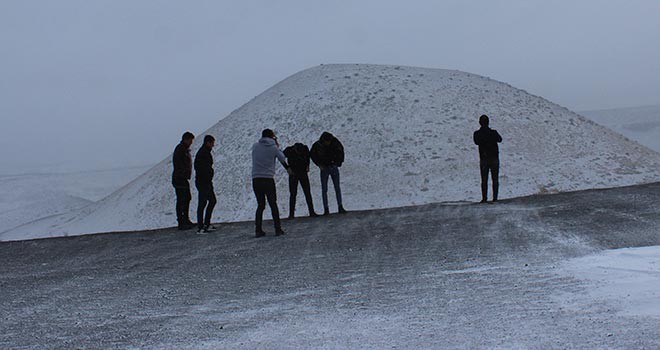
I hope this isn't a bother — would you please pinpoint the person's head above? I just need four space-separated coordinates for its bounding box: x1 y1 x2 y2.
262 128 276 140
320 131 334 145
181 131 195 147
479 115 489 127
203 135 215 148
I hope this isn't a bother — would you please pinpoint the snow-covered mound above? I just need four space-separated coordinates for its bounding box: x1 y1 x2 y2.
580 104 660 152
4 64 659 240
0 166 150 235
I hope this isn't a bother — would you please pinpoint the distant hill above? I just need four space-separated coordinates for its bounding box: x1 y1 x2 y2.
4 64 659 241
580 104 660 152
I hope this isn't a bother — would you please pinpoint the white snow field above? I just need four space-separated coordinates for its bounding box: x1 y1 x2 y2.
4 64 659 241
0 166 150 236
558 245 660 318
580 104 660 153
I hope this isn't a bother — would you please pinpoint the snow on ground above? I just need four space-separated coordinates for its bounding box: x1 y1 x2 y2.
580 104 660 153
558 245 660 318
4 64 659 241
0 166 150 235
1 183 658 349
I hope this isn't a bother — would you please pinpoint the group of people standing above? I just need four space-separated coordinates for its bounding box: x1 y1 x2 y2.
172 133 218 233
172 114 502 236
172 129 347 236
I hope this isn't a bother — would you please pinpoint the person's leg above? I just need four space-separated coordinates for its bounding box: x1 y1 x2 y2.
491 159 499 202
253 179 267 233
264 179 282 232
197 184 208 230
320 168 330 214
480 160 489 202
174 178 192 226
205 185 217 226
182 181 192 224
173 181 184 224
329 166 343 211
299 173 316 215
288 174 298 218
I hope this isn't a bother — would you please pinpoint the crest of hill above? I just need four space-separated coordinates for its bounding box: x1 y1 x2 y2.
4 64 659 240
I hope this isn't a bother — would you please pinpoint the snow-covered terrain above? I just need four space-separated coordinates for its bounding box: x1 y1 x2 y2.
559 245 660 318
580 104 660 152
1 183 658 349
4 64 659 241
0 166 150 235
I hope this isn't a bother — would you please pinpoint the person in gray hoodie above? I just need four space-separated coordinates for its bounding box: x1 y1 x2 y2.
251 129 290 237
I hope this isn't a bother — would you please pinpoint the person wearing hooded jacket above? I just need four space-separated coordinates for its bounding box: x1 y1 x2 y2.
194 135 217 234
473 114 503 203
283 142 318 218
251 129 290 237
172 131 195 230
311 132 346 215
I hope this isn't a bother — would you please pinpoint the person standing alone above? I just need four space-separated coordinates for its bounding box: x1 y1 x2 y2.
311 132 346 215
172 131 195 229
283 142 318 218
473 115 503 203
194 135 217 234
251 129 290 237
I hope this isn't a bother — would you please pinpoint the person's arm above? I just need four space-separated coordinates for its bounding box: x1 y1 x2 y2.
494 130 502 143
304 145 311 172
276 148 289 169
310 143 322 168
473 131 481 145
336 140 345 166
173 145 185 176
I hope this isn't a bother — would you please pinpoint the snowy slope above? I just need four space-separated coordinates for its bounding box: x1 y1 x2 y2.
4 64 659 240
0 166 150 235
580 104 660 152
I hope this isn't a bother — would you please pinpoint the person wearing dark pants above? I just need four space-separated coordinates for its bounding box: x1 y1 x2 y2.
284 143 317 218
251 129 290 237
473 115 503 203
172 131 195 230
252 178 281 235
311 132 346 215
194 135 217 234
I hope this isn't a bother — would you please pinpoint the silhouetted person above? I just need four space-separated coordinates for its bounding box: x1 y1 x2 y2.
473 115 502 203
252 129 290 237
172 131 195 229
311 132 346 215
283 143 318 218
194 135 217 234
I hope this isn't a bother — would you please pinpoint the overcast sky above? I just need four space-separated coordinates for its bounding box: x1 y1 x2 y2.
1 0 659 173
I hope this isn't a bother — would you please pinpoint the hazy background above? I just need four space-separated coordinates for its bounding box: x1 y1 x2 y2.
2 0 659 174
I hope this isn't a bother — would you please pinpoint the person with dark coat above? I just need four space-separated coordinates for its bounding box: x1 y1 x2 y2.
473 115 503 203
251 129 290 237
311 132 346 215
194 135 217 234
283 143 318 218
172 131 195 229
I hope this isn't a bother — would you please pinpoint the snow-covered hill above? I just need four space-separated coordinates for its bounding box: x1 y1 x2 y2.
0 166 150 235
580 104 660 152
4 64 659 240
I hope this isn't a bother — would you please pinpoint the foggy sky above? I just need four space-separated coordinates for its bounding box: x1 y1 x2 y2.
1 0 659 174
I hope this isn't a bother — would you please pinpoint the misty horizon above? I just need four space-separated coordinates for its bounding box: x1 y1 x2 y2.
2 0 659 174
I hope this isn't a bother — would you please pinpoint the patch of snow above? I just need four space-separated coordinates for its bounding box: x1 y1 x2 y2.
557 245 660 318
0 166 150 235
